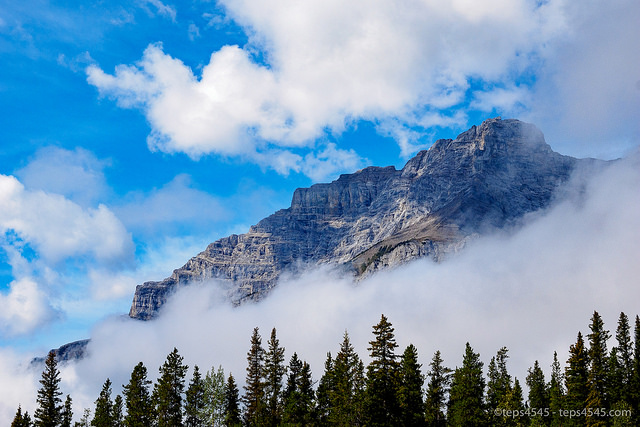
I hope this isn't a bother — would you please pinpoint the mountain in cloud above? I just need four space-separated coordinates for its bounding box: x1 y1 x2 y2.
129 117 600 320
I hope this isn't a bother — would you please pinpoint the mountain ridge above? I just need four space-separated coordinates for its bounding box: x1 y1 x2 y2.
129 117 590 320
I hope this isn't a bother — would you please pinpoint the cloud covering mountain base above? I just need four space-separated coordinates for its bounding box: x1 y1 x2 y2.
1 152 639 423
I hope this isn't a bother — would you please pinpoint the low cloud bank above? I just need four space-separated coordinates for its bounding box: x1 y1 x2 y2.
2 152 639 422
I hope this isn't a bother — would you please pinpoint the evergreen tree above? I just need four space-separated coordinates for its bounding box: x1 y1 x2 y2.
487 347 512 417
75 408 91 427
526 360 549 426
123 362 153 427
184 366 206 427
608 347 625 409
329 331 366 425
500 378 526 426
224 374 241 427
153 348 189 427
243 327 266 426
631 315 640 425
11 405 32 427
202 365 226 426
62 395 73 427
447 342 487 426
263 327 286 426
565 332 589 426
92 378 114 427
365 314 401 426
548 351 565 427
615 312 634 398
282 352 315 425
112 395 124 427
34 351 63 427
424 350 450 427
586 311 610 426
398 344 426 426
315 352 334 425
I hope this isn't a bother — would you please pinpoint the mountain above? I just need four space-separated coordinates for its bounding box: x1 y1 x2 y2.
129 117 590 320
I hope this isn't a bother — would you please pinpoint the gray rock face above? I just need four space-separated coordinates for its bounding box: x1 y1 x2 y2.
129 118 585 320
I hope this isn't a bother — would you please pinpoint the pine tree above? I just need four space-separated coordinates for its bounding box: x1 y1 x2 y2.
263 327 286 426
243 327 266 426
202 365 226 426
526 360 549 426
586 311 610 426
565 332 589 426
616 313 633 398
34 351 63 427
447 342 487 426
548 351 565 427
365 314 401 426
501 378 526 426
92 378 114 427
11 405 31 427
112 395 124 427
224 374 241 427
487 347 512 419
424 350 450 427
329 331 366 425
153 348 189 427
282 352 315 425
123 362 154 427
315 352 334 425
184 366 206 427
76 408 91 427
398 344 425 426
62 395 73 427
631 315 640 425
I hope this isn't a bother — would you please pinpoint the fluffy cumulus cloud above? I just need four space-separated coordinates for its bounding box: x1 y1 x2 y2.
2 150 637 423
87 0 591 175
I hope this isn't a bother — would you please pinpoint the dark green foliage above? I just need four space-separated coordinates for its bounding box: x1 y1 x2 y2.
61 395 72 427
365 314 401 426
123 362 154 427
500 378 526 427
34 351 63 427
565 332 589 426
263 328 286 426
398 344 425 426
487 347 512 414
202 366 225 425
447 342 487 426
12 406 32 427
282 352 315 425
315 352 334 424
586 311 610 426
224 374 241 427
243 327 266 426
91 378 114 427
548 351 565 427
153 348 189 427
184 366 206 427
631 315 640 425
112 395 123 427
424 350 450 426
526 360 549 426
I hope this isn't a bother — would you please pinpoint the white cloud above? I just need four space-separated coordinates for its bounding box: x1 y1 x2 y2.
0 174 133 265
1 151 636 424
87 0 572 174
0 278 58 337
139 0 176 22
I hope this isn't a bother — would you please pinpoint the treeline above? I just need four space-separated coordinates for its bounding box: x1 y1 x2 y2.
12 311 640 426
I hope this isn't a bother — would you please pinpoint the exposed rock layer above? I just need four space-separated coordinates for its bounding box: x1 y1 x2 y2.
129 118 586 320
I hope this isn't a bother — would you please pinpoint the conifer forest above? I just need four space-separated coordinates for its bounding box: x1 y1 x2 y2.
13 310 640 426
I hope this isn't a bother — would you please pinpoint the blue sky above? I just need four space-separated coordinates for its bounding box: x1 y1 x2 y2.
0 0 638 354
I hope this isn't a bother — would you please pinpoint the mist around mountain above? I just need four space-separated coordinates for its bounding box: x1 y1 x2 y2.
0 120 638 424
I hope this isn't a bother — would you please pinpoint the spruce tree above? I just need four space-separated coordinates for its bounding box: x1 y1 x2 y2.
243 327 266 426
92 378 114 427
282 352 315 425
34 351 63 427
11 406 31 427
398 344 426 426
424 350 450 427
184 366 206 427
315 352 334 425
526 360 549 426
565 332 589 426
263 327 286 426
329 331 365 425
365 314 401 426
112 395 124 427
548 351 565 427
501 378 526 426
123 362 153 427
153 348 189 427
202 365 226 426
487 346 512 419
447 342 487 426
631 315 640 425
586 311 610 426
62 395 73 427
224 374 241 427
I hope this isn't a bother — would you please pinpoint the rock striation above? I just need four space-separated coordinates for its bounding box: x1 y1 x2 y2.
129 118 589 320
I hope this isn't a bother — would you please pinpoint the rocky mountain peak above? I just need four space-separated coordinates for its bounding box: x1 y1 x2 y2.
128 118 592 320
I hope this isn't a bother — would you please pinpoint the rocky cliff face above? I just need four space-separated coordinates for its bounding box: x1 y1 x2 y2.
129 118 585 320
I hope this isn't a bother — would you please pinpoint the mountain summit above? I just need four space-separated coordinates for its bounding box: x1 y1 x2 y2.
129 118 586 320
